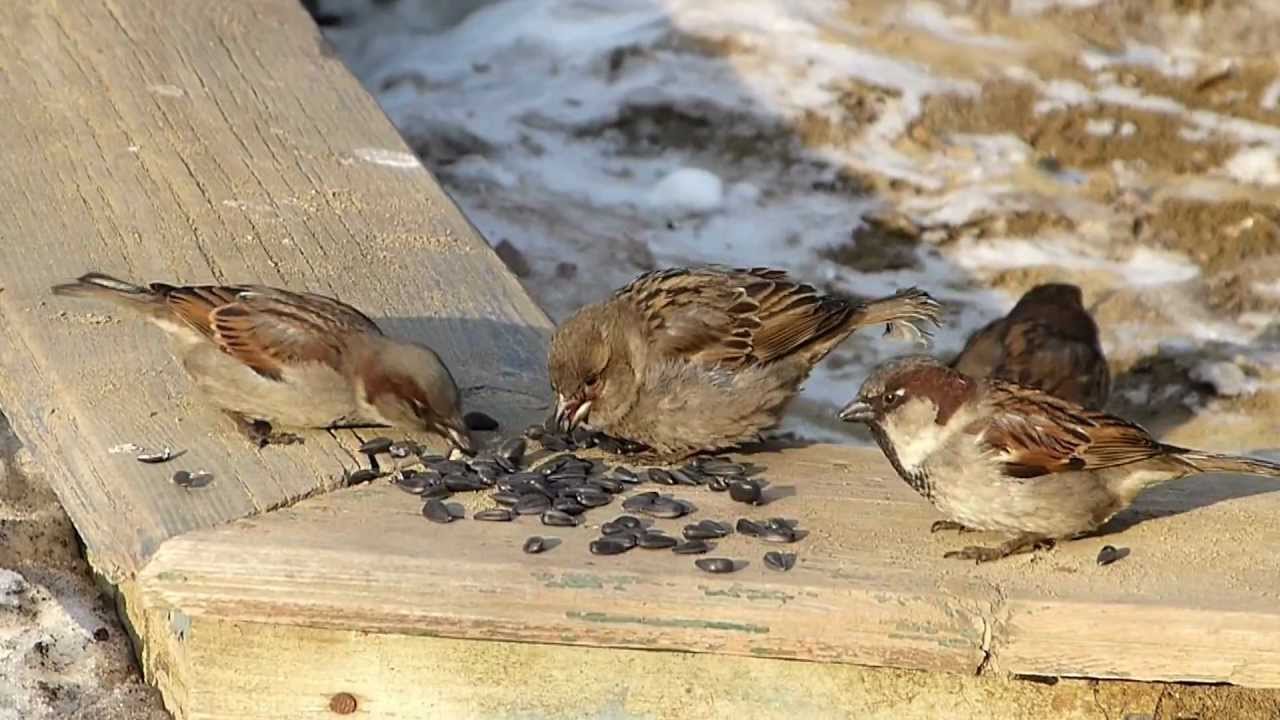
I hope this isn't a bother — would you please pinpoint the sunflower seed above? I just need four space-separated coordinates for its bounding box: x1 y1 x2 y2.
422 499 455 524
699 459 746 477
695 558 738 574
683 519 731 540
589 477 625 494
764 551 796 572
497 437 527 464
515 494 552 515
541 510 580 527
541 434 572 451
610 467 641 484
589 538 632 556
171 470 211 488
427 459 468 475
766 517 799 529
136 448 177 464
729 479 763 505
707 476 730 492
647 468 677 485
576 488 612 508
358 437 394 455
524 424 545 440
640 496 692 519
571 427 597 448
672 540 711 555
346 468 380 485
491 491 521 507
671 468 704 486
637 532 677 550
622 491 659 512
759 527 799 543
552 498 586 516
474 508 514 522
523 536 548 554
444 474 488 492
736 519 765 537
464 411 500 431
1096 545 1128 566
421 484 453 500
394 472 434 495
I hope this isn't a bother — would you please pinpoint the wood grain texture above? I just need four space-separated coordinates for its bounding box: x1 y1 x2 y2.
0 0 551 580
139 443 1280 698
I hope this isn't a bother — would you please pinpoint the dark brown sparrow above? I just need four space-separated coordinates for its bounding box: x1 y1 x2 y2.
51 272 473 452
951 283 1109 409
839 354 1280 563
547 265 942 459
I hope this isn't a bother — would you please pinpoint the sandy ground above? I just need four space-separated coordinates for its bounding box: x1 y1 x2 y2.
3 0 1279 717
0 412 169 719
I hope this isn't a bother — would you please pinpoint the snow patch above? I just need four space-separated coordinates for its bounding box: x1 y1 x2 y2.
1222 146 1280 186
646 167 724 214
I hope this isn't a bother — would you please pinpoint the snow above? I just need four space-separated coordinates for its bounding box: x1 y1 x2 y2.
1222 146 1280 186
645 167 724 214
1081 42 1200 79
1191 360 1255 397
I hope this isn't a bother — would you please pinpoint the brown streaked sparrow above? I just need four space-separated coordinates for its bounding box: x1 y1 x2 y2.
839 354 1280 562
52 272 473 452
951 283 1109 410
547 265 942 460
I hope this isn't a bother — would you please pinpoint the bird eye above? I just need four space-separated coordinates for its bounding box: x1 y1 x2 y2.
883 390 903 406
584 374 598 388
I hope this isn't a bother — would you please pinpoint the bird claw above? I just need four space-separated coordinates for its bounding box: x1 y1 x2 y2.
943 535 1054 564
229 413 303 448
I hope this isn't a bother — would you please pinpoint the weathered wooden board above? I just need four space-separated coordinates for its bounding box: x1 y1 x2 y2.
0 0 552 581
138 443 1280 717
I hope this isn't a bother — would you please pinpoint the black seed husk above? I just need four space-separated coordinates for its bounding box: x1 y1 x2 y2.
637 532 678 549
420 484 453 500
422 499 455 524
523 536 548 554
347 468 380 485
672 539 711 555
736 518 765 537
648 468 678 485
707 477 730 492
729 479 763 504
695 558 738 574
589 538 632 556
1096 545 1127 566
389 441 418 459
464 411 500 431
541 510 579 527
552 498 587 516
137 448 177 464
576 488 612 508
622 492 659 511
764 551 796 572
474 508 514 522
639 496 691 519
514 494 552 515
358 437 394 455
497 437 527 464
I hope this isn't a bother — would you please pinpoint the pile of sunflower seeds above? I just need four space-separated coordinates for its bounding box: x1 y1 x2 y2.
355 424 805 574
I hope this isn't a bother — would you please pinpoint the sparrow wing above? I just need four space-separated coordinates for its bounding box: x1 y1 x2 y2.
950 316 1007 377
978 381 1163 479
158 284 381 381
995 320 1111 409
617 266 854 369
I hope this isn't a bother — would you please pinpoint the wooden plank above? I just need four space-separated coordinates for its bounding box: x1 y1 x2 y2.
138 444 1280 708
0 0 551 581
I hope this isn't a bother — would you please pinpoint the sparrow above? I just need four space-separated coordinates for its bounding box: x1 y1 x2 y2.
547 265 943 460
951 283 1110 410
838 354 1280 563
51 272 473 452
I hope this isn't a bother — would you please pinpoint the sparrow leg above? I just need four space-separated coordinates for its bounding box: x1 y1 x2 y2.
225 411 303 448
943 533 1053 564
930 520 979 534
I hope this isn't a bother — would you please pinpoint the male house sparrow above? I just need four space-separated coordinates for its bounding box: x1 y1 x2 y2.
951 283 1110 409
51 272 473 452
548 265 942 459
839 355 1280 562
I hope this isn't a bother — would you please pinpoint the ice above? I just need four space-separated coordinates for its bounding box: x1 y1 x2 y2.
646 167 724 214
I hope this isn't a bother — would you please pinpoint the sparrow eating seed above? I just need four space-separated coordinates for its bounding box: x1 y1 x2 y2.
51 272 473 452
839 354 1280 563
951 283 1110 410
548 265 942 459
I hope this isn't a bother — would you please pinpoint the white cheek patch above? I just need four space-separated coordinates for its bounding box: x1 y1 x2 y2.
880 397 945 472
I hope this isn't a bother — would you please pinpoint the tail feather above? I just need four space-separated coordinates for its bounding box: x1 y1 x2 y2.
854 288 943 345
1171 448 1280 478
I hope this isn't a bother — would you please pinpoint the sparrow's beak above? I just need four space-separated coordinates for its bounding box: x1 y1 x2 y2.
554 394 592 432
443 421 475 455
838 399 874 423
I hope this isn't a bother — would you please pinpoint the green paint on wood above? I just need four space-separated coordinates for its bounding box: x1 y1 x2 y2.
567 611 769 634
